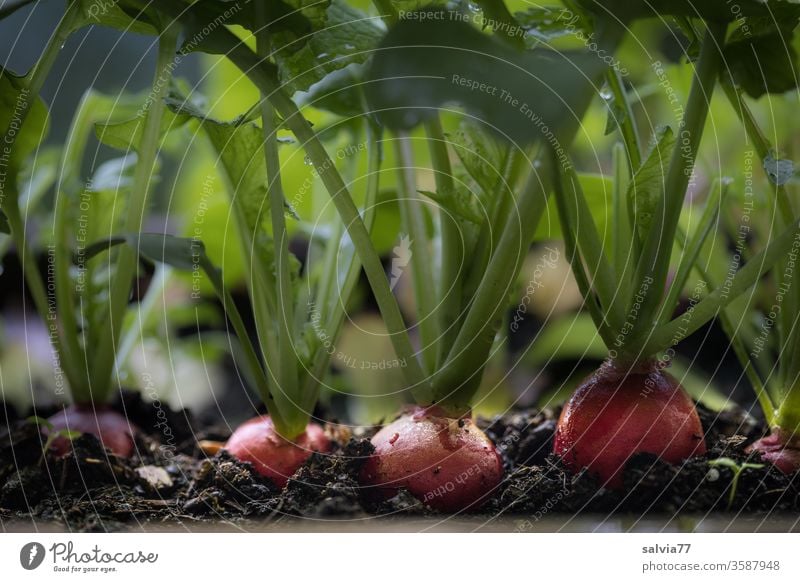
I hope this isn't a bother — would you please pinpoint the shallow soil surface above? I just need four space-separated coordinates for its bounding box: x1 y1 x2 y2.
1 394 799 532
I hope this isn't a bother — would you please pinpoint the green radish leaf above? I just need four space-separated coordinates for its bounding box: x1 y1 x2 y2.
389 0 447 10
0 67 50 180
81 233 204 271
577 0 800 22
628 126 675 242
533 173 613 242
418 188 483 224
284 0 330 27
94 103 191 151
25 415 54 431
177 0 314 56
474 0 526 49
515 5 575 47
57 429 83 441
273 0 383 115
130 233 205 271
70 0 164 35
163 96 299 232
447 122 506 194
725 17 800 98
365 12 606 144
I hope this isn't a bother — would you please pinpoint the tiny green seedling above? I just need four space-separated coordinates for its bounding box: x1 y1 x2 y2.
708 458 766 510
25 416 81 464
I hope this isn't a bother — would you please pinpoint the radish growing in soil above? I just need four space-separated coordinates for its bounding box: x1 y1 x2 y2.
544 4 800 487
683 78 800 475
0 5 190 458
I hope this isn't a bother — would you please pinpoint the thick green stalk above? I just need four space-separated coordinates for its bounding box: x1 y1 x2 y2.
552 152 617 348
115 264 171 371
460 146 517 301
656 178 727 327
303 119 384 407
1 6 83 395
609 142 634 313
628 22 726 347
605 67 642 171
394 133 439 373
255 6 301 438
721 80 800 391
645 218 800 355
53 91 103 401
554 161 624 331
430 159 552 411
90 27 179 392
199 255 281 427
217 40 427 391
678 232 776 423
424 118 463 367
4 196 83 394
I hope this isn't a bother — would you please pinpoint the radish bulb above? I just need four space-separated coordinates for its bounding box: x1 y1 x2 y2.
554 360 706 488
46 405 136 457
360 406 503 511
747 429 800 474
224 415 331 488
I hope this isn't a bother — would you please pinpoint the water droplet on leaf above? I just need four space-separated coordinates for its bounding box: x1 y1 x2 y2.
763 152 794 186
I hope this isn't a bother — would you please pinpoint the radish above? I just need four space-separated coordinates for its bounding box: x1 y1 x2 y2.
554 361 706 487
360 407 502 511
542 15 797 487
46 405 135 458
224 416 331 488
747 430 800 475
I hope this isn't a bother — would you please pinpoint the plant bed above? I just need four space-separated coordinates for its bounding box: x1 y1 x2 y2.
2 393 798 532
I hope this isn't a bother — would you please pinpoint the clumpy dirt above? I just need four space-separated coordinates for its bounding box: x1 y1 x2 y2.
1 393 799 531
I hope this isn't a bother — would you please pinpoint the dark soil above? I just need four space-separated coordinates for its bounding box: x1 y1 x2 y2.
2 393 799 531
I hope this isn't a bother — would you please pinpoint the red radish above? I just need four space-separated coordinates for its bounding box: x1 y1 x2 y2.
554 360 706 488
46 405 136 458
360 406 503 512
747 430 800 474
224 415 331 488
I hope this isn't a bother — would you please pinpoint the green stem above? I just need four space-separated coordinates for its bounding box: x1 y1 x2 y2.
394 132 439 373
115 264 172 371
53 91 101 401
4 196 83 393
553 158 624 332
90 26 179 392
656 177 727 328
1 6 83 396
218 40 427 391
680 239 776 423
629 22 726 347
721 79 800 391
303 118 384 405
199 255 280 427
430 158 553 412
424 117 463 368
645 218 800 356
461 146 517 301
605 67 642 171
610 142 634 313
255 5 301 438
551 151 617 348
